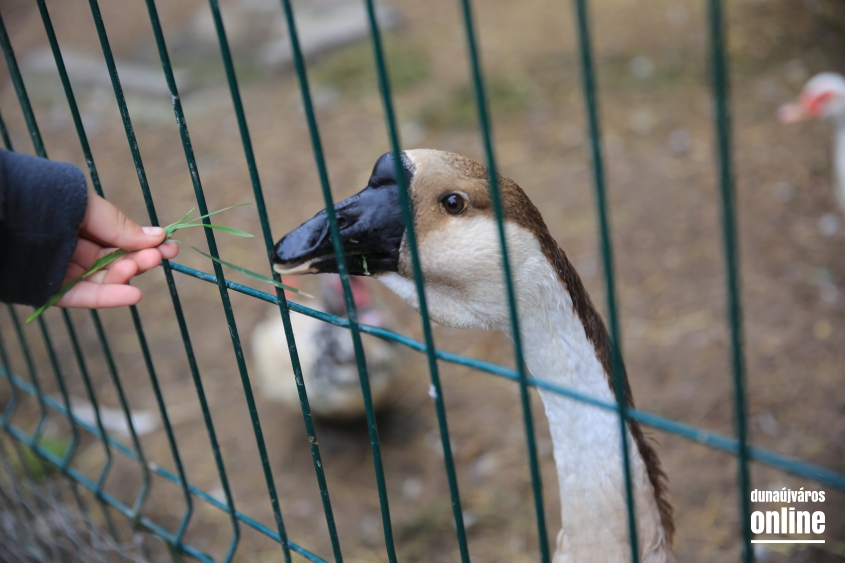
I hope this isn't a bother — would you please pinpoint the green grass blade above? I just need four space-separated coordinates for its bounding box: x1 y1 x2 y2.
167 223 254 237
84 248 129 274
28 203 258 323
183 202 254 225
27 248 128 323
164 206 197 235
187 245 312 298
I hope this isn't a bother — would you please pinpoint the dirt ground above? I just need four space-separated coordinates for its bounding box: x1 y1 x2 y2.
1 0 844 561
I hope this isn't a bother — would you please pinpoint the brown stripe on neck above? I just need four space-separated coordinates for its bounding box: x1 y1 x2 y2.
497 174 675 545
549 238 674 545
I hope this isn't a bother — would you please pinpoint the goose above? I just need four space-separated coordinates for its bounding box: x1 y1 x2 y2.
251 274 396 419
779 72 845 212
270 150 674 562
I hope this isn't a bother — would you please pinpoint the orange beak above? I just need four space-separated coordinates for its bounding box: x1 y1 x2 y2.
777 101 810 124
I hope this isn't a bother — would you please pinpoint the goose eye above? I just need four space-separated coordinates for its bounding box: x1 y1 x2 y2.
440 193 467 215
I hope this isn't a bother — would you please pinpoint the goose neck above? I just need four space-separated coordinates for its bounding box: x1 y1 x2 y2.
514 274 667 562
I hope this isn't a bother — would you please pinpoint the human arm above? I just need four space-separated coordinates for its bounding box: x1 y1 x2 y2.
0 149 177 308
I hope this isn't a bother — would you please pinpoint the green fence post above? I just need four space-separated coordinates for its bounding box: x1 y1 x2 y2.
277 0 402 560
706 0 753 560
361 2 474 561
456 0 552 560
570 0 642 560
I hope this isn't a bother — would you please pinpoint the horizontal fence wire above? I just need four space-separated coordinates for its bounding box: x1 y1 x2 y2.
1 0 844 561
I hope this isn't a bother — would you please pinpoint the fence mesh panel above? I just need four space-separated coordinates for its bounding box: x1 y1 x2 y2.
0 0 843 562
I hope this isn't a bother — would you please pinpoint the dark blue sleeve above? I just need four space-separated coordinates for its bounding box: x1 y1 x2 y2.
0 149 88 307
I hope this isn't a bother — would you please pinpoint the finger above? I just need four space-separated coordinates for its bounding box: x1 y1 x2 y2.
68 246 168 288
105 257 139 284
63 261 88 282
129 248 165 273
84 259 138 285
81 191 166 251
71 238 111 271
159 241 179 260
55 281 142 309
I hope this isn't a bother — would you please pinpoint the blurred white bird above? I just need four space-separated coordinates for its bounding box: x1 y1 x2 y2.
251 274 396 419
779 72 845 212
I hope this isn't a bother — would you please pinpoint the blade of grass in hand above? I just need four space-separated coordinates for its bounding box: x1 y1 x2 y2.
164 207 196 235
27 202 282 324
26 249 128 323
163 204 252 236
166 223 254 237
180 203 253 226
186 244 312 298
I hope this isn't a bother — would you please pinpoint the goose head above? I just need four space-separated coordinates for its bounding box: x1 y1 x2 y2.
779 72 845 123
273 149 559 331
274 151 676 554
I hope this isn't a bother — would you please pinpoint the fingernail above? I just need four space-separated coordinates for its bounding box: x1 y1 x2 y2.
142 226 164 237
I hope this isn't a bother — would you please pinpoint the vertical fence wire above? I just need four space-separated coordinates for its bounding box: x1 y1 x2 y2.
29 3 196 536
38 316 110 563
86 0 242 556
570 0 642 560
89 313 153 519
0 107 11 150
6 307 75 562
0 101 79 561
127 305 195 545
455 0 552 560
277 1 402 560
5 308 47 442
360 3 473 561
142 0 251 559
34 320 78 472
32 0 163 521
204 1 298 560
207 2 347 547
0 317 18 428
59 315 124 548
0 15 43 156
0 3 155 524
706 0 753 561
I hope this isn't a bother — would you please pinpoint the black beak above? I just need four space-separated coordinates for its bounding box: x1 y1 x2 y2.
272 152 411 276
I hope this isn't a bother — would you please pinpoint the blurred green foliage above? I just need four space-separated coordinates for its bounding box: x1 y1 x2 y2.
9 436 71 481
312 35 429 97
419 77 532 130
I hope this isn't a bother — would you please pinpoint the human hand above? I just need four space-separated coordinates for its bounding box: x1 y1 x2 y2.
55 191 179 308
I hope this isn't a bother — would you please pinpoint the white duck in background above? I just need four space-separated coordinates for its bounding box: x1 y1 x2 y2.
251 274 396 419
272 150 674 562
779 72 845 212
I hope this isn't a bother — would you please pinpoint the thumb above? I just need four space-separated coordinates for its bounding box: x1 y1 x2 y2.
80 191 166 251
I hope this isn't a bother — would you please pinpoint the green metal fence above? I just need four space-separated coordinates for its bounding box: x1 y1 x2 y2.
0 0 843 562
